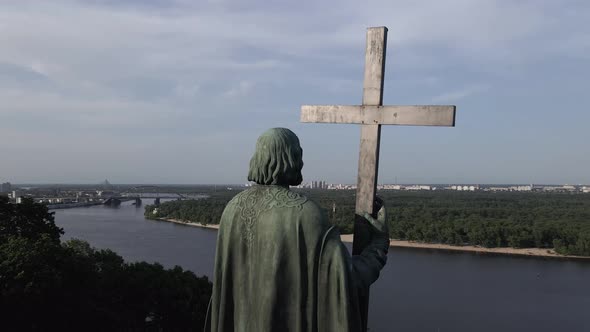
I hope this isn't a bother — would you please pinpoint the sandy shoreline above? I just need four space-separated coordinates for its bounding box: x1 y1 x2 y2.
341 235 590 260
156 218 590 260
159 218 221 230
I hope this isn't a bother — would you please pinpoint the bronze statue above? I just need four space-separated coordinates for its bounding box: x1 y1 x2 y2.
207 128 388 331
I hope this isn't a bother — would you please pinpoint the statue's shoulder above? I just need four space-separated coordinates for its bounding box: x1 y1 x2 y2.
269 187 325 219
227 185 310 210
225 188 252 209
272 186 309 208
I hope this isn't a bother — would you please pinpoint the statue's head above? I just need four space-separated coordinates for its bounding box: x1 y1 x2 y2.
248 128 303 186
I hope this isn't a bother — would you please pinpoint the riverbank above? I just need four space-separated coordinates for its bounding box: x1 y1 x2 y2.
341 235 590 260
158 218 221 230
48 201 103 210
156 218 590 260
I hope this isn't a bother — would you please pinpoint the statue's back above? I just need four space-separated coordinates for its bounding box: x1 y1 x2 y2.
209 185 359 332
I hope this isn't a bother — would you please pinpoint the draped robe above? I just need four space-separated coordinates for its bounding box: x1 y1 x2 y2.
208 185 384 332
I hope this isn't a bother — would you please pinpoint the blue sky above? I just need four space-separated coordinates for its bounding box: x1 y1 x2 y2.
1 0 589 185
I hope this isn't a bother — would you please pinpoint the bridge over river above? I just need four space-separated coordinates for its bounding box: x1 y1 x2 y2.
103 187 208 207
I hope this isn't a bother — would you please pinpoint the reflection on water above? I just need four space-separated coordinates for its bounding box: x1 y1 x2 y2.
54 200 590 332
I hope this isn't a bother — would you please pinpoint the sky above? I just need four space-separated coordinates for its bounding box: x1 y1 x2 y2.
1 0 589 185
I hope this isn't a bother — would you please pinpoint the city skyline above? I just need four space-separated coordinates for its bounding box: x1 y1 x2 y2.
2 178 589 187
1 1 590 184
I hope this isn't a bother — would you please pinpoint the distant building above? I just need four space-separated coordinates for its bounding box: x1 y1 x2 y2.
0 182 11 193
543 185 577 192
102 179 113 190
405 185 431 191
489 187 510 192
508 185 532 192
449 185 475 191
77 190 98 198
309 180 327 189
378 184 403 190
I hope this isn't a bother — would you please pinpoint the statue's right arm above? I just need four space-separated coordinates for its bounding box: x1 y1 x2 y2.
350 205 390 291
312 199 388 291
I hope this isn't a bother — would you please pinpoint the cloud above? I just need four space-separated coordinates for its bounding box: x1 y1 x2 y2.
1 0 590 183
431 85 488 103
173 83 201 99
223 80 255 98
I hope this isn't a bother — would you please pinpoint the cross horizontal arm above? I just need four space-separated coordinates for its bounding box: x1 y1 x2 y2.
301 105 456 126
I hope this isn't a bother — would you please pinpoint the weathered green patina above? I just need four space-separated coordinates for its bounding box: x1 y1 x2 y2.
208 128 388 332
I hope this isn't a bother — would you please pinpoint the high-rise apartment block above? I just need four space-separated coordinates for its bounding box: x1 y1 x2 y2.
0 182 11 193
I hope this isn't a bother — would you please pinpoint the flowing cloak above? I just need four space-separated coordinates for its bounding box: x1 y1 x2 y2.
207 185 384 332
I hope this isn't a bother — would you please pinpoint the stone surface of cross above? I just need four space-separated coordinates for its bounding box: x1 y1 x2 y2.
301 26 456 251
300 26 456 330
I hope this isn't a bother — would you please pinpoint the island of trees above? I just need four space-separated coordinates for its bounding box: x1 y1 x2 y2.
146 189 590 256
0 196 212 330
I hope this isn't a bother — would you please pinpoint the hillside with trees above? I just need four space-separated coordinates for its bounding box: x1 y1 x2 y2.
0 196 212 331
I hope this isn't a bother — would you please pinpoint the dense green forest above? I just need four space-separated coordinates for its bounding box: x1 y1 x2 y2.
0 196 211 331
146 189 590 256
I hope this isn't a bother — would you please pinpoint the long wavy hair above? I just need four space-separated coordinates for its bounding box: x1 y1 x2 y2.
247 128 303 186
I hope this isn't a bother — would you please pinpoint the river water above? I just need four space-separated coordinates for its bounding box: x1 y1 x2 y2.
53 200 590 332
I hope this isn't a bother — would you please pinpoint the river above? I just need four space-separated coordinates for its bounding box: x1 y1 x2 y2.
53 199 590 332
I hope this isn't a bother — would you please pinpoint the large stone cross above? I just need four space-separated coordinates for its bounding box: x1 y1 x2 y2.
300 26 456 329
301 26 456 250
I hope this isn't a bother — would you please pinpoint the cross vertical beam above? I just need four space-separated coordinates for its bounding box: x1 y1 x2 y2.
354 27 387 332
353 27 387 256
